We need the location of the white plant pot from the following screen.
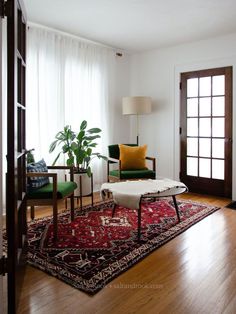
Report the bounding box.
[73,172,92,197]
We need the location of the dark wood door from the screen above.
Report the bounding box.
[6,0,27,312]
[180,67,232,197]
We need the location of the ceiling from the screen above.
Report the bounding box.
[23,0,236,53]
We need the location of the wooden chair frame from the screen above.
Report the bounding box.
[27,166,75,240]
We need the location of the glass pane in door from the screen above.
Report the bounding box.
[199,97,211,116]
[187,118,198,136]
[187,78,198,97]
[187,138,198,156]
[212,75,225,95]
[187,157,198,176]
[187,98,198,116]
[212,139,224,158]
[199,138,211,157]
[199,77,211,96]
[212,97,224,116]
[212,159,224,179]
[199,118,211,137]
[199,158,211,178]
[212,118,224,137]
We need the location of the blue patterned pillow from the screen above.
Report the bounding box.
[27,159,49,190]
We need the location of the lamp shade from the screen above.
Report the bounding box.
[122,96,152,115]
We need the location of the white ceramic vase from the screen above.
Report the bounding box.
[73,172,92,197]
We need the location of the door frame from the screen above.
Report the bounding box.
[0,16,4,314]
[174,59,236,199]
[179,67,232,197]
[6,0,27,312]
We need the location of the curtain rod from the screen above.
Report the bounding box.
[27,21,123,56]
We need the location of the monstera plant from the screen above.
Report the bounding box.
[49,120,106,177]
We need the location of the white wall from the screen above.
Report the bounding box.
[110,53,131,144]
[130,32,236,199]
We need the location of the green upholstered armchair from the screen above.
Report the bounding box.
[27,165,77,240]
[107,144,156,182]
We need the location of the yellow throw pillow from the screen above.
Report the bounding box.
[119,144,147,170]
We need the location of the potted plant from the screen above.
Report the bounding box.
[49,120,107,195]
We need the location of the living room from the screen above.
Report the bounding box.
[1,0,236,313]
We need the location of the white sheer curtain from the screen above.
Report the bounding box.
[26,25,116,187]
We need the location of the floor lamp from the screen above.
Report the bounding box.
[122,96,152,145]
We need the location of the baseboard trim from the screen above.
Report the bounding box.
[226,201,236,209]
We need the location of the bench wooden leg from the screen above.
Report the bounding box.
[172,195,181,222]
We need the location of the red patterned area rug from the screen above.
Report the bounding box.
[27,198,219,294]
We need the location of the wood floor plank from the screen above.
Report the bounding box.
[16,192,236,314]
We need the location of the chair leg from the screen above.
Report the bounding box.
[30,206,35,220]
[70,194,75,221]
[53,200,58,241]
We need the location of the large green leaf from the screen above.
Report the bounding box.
[62,144,69,153]
[80,120,87,130]
[84,135,100,141]
[88,143,97,147]
[56,131,66,141]
[49,140,58,153]
[87,128,101,134]
[52,152,61,166]
[77,130,85,142]
[84,156,91,163]
[66,156,74,166]
[71,142,78,151]
[86,166,92,177]
[87,148,92,156]
[76,150,86,164]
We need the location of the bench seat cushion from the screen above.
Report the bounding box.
[27,182,77,199]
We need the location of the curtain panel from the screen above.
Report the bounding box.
[26,26,116,187]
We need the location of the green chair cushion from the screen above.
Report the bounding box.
[109,169,156,180]
[27,182,77,199]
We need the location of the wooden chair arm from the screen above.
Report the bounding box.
[47,166,74,170]
[107,158,121,181]
[145,156,155,161]
[145,156,156,172]
[107,157,119,163]
[26,172,57,178]
[47,166,74,181]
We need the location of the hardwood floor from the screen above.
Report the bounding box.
[16,193,236,314]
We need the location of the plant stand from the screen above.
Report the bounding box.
[78,172,94,210]
[65,172,94,210]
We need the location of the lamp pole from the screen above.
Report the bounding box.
[136,114,139,145]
